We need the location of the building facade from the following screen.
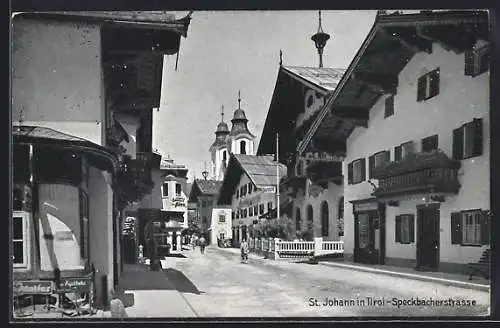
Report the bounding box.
[11,11,190,308]
[300,10,489,272]
[187,179,222,243]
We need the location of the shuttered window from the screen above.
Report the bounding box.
[369,151,390,178]
[259,204,265,215]
[395,141,414,162]
[451,210,489,246]
[465,43,489,77]
[421,135,439,153]
[452,118,483,160]
[384,95,394,118]
[395,214,415,244]
[417,68,440,102]
[249,207,254,217]
[349,158,366,184]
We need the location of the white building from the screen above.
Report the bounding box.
[300,10,489,272]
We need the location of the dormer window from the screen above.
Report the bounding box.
[465,42,489,77]
[417,68,440,102]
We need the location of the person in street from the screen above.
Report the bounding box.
[240,238,249,263]
[191,235,198,250]
[199,236,206,254]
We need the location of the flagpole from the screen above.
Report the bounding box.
[276,133,280,220]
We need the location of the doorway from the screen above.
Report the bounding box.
[416,206,440,271]
[355,209,384,265]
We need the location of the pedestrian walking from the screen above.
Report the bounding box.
[199,236,206,254]
[240,238,249,264]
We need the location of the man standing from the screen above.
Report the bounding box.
[240,238,249,264]
[199,235,206,254]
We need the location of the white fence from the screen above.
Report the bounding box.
[246,238,344,261]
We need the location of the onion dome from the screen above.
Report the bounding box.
[229,91,255,137]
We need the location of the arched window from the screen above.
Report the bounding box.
[307,205,313,223]
[240,140,246,154]
[338,197,344,237]
[295,208,301,231]
[222,150,227,162]
[321,201,329,237]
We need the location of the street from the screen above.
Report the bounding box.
[130,247,490,318]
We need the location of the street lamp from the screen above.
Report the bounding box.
[311,10,330,68]
[202,170,209,180]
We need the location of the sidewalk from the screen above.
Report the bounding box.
[217,247,490,292]
[108,263,198,318]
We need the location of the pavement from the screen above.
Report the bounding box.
[96,245,490,318]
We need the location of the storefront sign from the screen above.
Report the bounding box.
[13,280,53,295]
[58,277,92,292]
[260,186,276,194]
[172,197,186,208]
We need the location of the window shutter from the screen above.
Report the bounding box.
[417,76,426,102]
[348,162,353,184]
[451,212,462,245]
[464,50,474,76]
[472,118,483,157]
[395,215,401,243]
[409,214,415,243]
[429,69,440,98]
[395,145,402,162]
[368,155,375,179]
[360,158,366,181]
[480,210,490,245]
[452,127,464,160]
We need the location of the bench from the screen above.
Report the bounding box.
[468,248,490,280]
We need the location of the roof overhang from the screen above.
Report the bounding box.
[298,10,489,156]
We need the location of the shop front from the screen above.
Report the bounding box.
[352,199,386,265]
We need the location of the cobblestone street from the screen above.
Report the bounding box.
[119,247,490,318]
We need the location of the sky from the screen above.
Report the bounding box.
[154,10,378,182]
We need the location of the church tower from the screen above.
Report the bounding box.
[209,105,230,180]
[227,91,255,155]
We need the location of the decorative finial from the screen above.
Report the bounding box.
[238,90,241,109]
[311,10,330,68]
[318,10,323,33]
[221,104,224,122]
[279,50,283,66]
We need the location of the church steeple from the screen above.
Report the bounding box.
[230,90,253,137]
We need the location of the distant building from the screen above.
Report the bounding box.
[188,178,223,243]
[301,10,489,272]
[217,154,286,245]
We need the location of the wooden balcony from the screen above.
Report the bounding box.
[371,150,461,198]
[306,160,342,187]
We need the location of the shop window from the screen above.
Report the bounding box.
[465,43,489,77]
[162,183,169,197]
[417,68,440,102]
[395,141,414,162]
[453,118,483,160]
[369,151,390,178]
[12,212,29,268]
[395,214,415,244]
[384,95,394,118]
[451,210,489,246]
[421,135,439,153]
[347,158,366,184]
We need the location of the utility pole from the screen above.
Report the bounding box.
[276,133,280,220]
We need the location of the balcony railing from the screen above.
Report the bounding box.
[306,160,342,185]
[371,150,461,197]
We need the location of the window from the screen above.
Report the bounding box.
[236,210,240,219]
[162,183,169,197]
[248,183,253,194]
[259,204,265,215]
[395,214,415,244]
[267,202,273,212]
[307,94,314,107]
[240,140,247,155]
[338,197,344,237]
[395,141,414,162]
[348,158,366,184]
[421,135,438,153]
[203,216,207,224]
[451,210,489,246]
[307,205,313,223]
[321,202,329,237]
[384,95,394,118]
[295,208,301,231]
[253,205,258,216]
[202,200,207,208]
[417,68,439,102]
[249,207,254,217]
[219,215,226,223]
[453,119,483,160]
[465,43,489,77]
[175,183,182,196]
[222,150,227,163]
[243,208,247,218]
[208,200,213,207]
[232,212,235,221]
[369,151,390,178]
[13,212,29,267]
[236,190,239,199]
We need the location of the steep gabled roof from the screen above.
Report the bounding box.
[282,66,345,93]
[188,179,222,203]
[217,154,287,205]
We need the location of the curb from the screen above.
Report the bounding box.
[319,261,490,292]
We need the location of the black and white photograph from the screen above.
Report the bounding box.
[10,8,491,320]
